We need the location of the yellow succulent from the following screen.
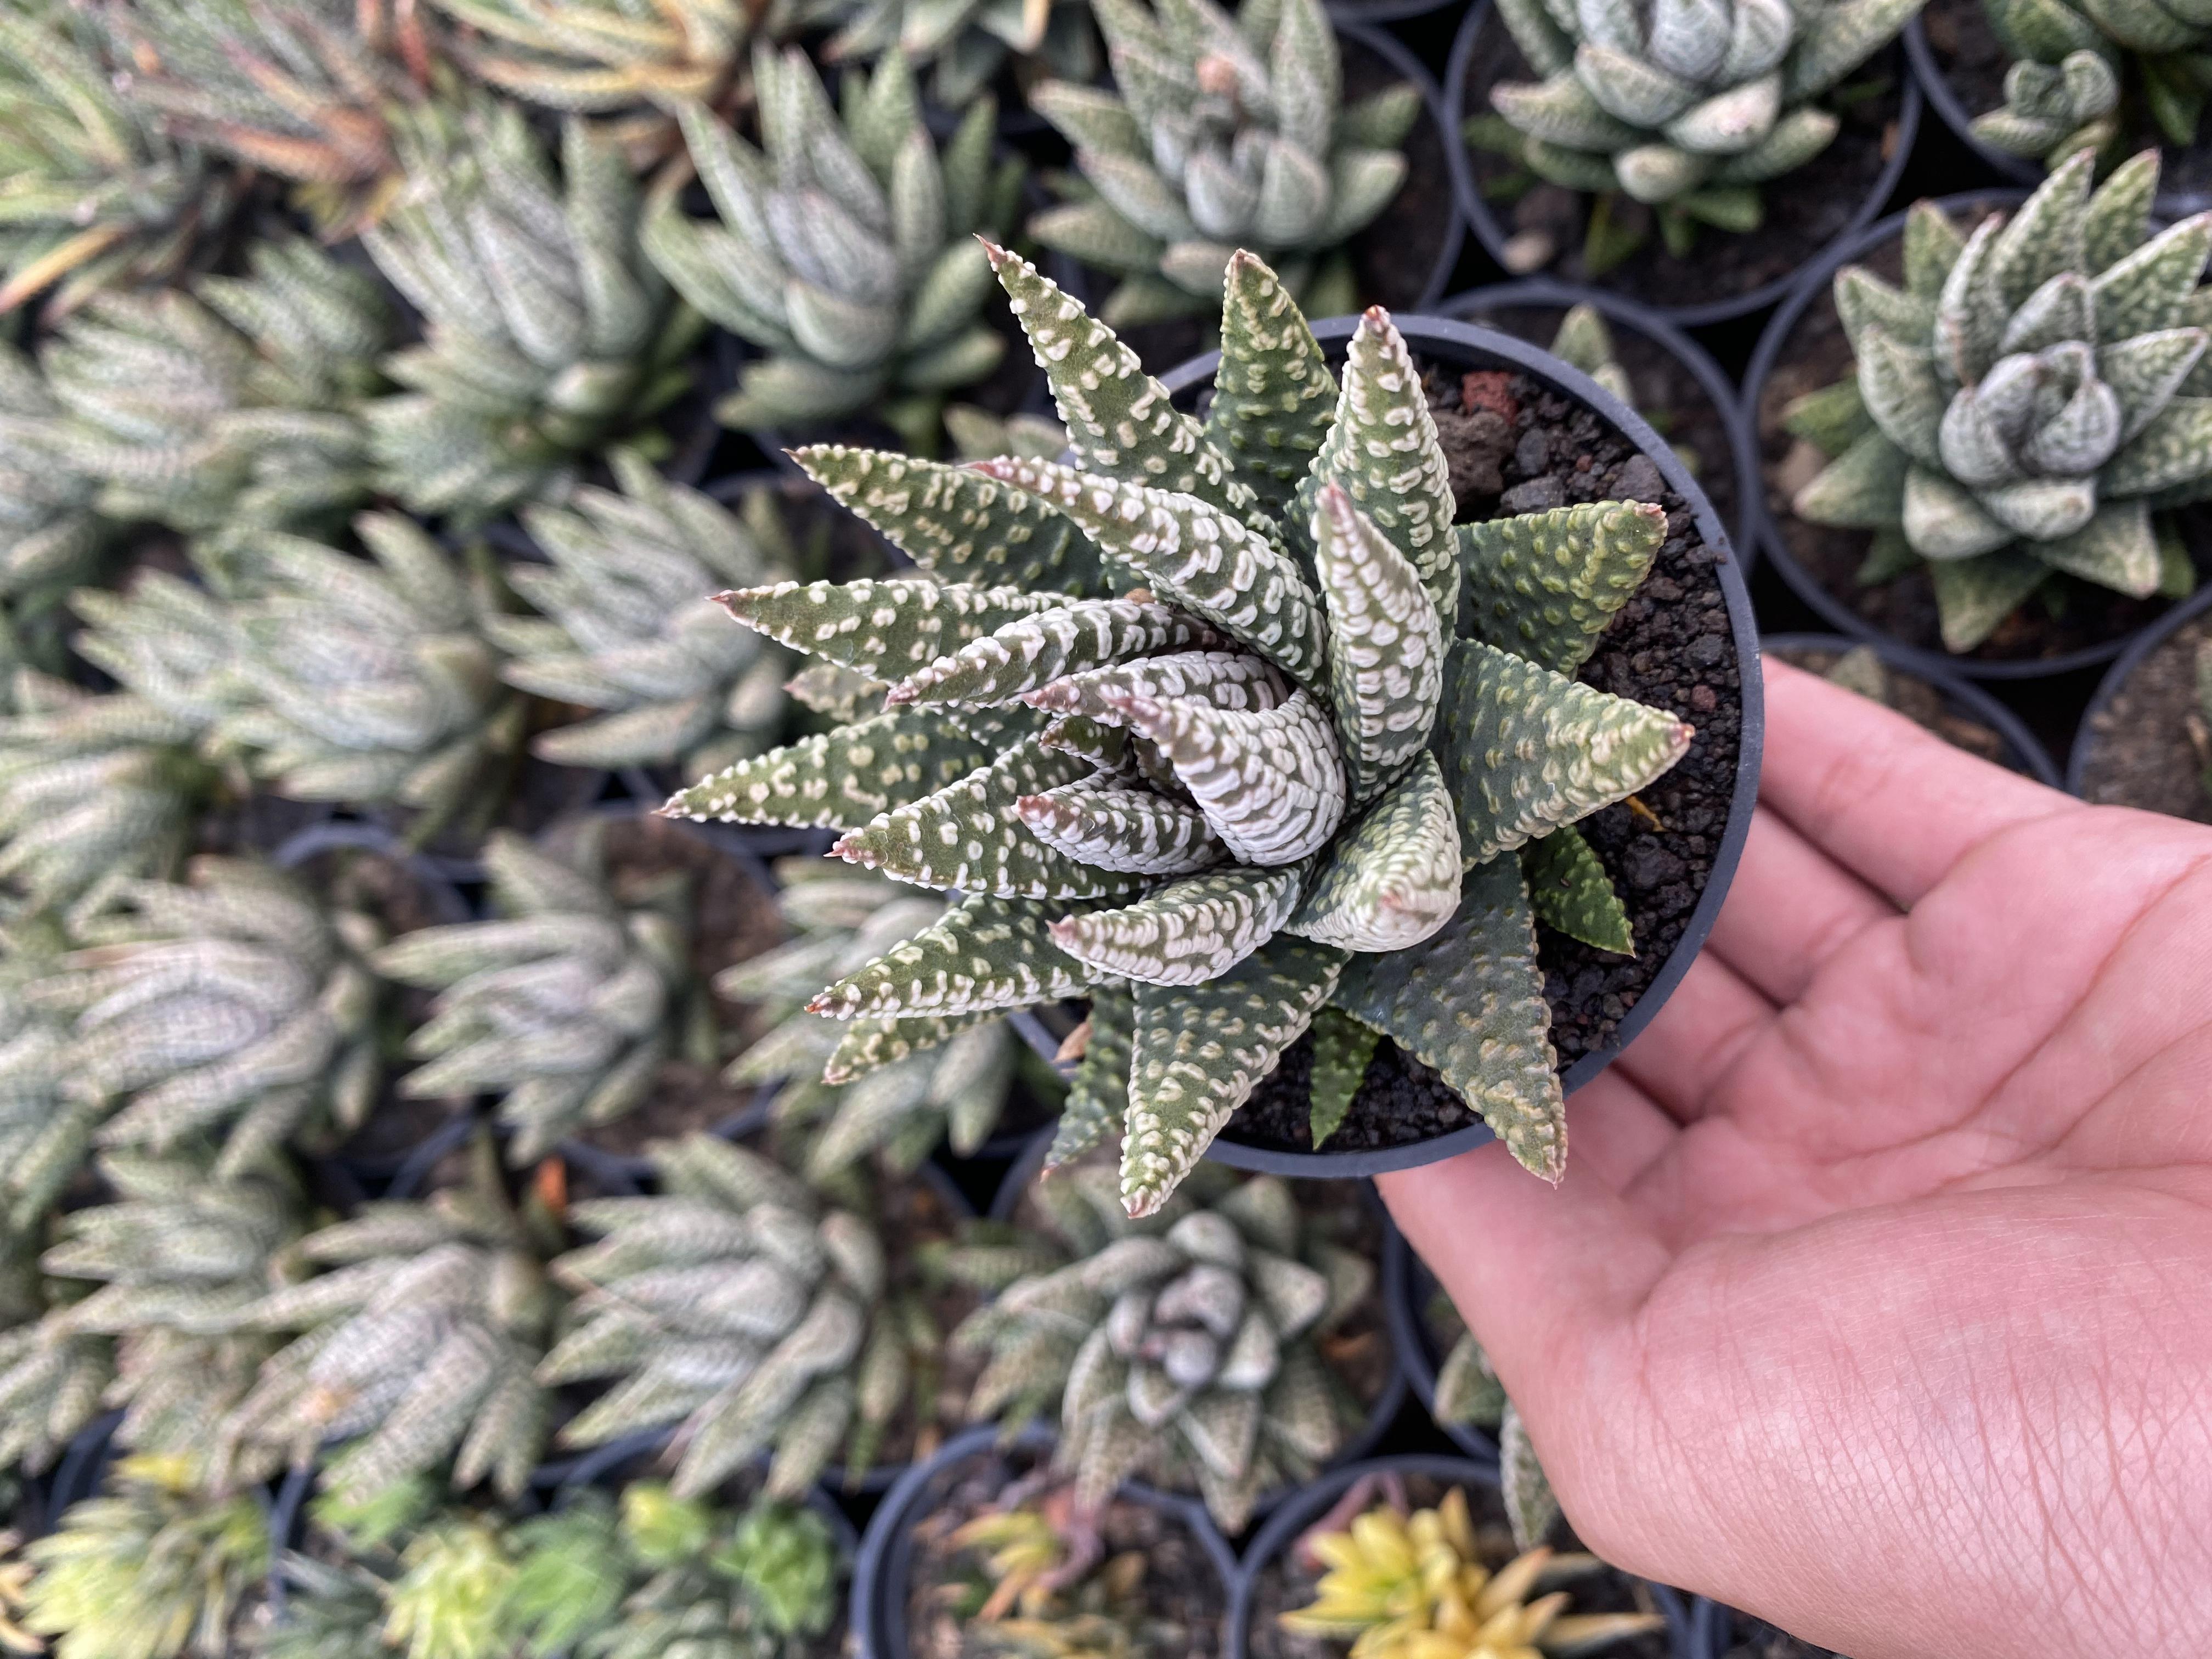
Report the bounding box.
[0,1531,37,1655]
[950,1508,1068,1621]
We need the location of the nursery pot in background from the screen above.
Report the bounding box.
[2066,578,2212,817]
[1442,0,1921,328]
[1227,1453,1717,1659]
[1155,316,1762,1181]
[1745,192,2211,680]
[855,1423,1239,1659]
[1382,1224,1497,1464]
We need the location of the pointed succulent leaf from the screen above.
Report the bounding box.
[1048,865,1305,986]
[1305,1007,1380,1150]
[1458,501,1667,674]
[1284,751,1462,952]
[888,601,1220,707]
[1204,253,1338,515]
[1051,979,1136,1171]
[718,579,1065,678]
[1522,826,1634,954]
[821,1007,1001,1084]
[1017,781,1231,874]
[1111,688,1348,864]
[1310,482,1445,803]
[808,891,1094,1018]
[663,708,992,828]
[1026,650,1289,721]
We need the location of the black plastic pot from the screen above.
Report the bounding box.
[1760,633,2064,787]
[2066,576,2212,805]
[1156,314,1763,1180]
[854,1422,1239,1659]
[1324,0,1454,20]
[1438,279,1758,572]
[1442,0,1921,328]
[1744,191,2206,681]
[38,1411,123,1533]
[1228,1453,1717,1659]
[1381,1223,1497,1462]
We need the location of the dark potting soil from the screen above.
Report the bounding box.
[1768,645,2012,768]
[902,1446,1227,1659]
[1756,207,2207,662]
[1222,366,1743,1155]
[1723,1612,1847,1659]
[1459,10,1905,308]
[2075,612,2212,822]
[1447,301,1737,536]
[1920,0,2212,207]
[1248,1474,1672,1659]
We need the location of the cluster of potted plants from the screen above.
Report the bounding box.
[0,0,2207,1657]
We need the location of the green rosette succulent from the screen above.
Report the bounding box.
[538,1132,952,1496]
[941,1160,1369,1531]
[371,822,715,1164]
[667,245,1692,1216]
[0,1282,111,1475]
[1970,0,2211,168]
[1026,0,1414,325]
[489,452,803,775]
[792,0,1100,111]
[1485,0,1921,257]
[363,101,701,521]
[0,342,113,670]
[644,47,1022,445]
[1788,151,2212,653]
[718,863,1019,1181]
[0,918,99,1242]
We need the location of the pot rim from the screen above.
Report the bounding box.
[2064,574,2212,798]
[1441,0,1922,329]
[1155,312,1763,1178]
[1743,188,2203,681]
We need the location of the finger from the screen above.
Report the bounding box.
[1757,657,2078,907]
[1563,1071,1682,1195]
[1705,805,1896,1004]
[1608,949,1774,1124]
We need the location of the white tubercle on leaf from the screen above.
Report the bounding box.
[1106,687,1347,865]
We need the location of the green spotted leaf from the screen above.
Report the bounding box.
[1522,826,1633,955]
[1122,936,1348,1216]
[1049,865,1304,986]
[1204,253,1338,517]
[1025,650,1288,721]
[1458,500,1667,675]
[1432,640,1693,865]
[1928,548,2049,652]
[1310,481,1445,803]
[664,708,991,828]
[888,601,1220,707]
[1286,751,1461,953]
[809,892,1097,1018]
[831,738,1146,899]
[719,579,1065,679]
[1333,856,1564,1180]
[1500,1403,1561,1552]
[792,445,1118,596]
[1016,779,1228,874]
[1050,980,1135,1171]
[1306,1007,1380,1151]
[822,1007,1001,1085]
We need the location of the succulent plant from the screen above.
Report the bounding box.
[540,1131,949,1496]
[9,236,390,543]
[1788,150,2212,652]
[2192,636,2212,798]
[0,918,101,1243]
[29,857,386,1177]
[0,4,244,317]
[489,452,804,774]
[643,48,1022,444]
[667,246,1691,1215]
[0,1289,110,1474]
[373,822,713,1164]
[1486,0,1920,256]
[1026,0,1414,324]
[1970,0,2210,167]
[584,1485,842,1659]
[0,342,114,670]
[223,1136,556,1504]
[362,100,701,521]
[796,0,1101,111]
[946,1479,1184,1659]
[20,1453,270,1659]
[718,865,1020,1180]
[1279,1483,1661,1659]
[946,404,1074,462]
[943,1159,1369,1531]
[103,0,431,238]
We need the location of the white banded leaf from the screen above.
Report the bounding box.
[808,893,1094,1018]
[1310,483,1445,803]
[1284,752,1461,953]
[888,601,1221,707]
[1017,781,1229,874]
[1112,688,1348,864]
[1458,500,1667,674]
[1049,865,1305,986]
[822,1007,1001,1085]
[1051,980,1134,1170]
[716,579,1065,678]
[1026,650,1289,721]
[662,708,990,828]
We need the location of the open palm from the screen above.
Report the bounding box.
[1380,658,2212,1659]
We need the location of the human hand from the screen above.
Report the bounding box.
[1379,656,2212,1659]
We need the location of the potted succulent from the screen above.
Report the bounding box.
[1443,0,1925,324]
[2069,576,2212,812]
[1761,635,2064,782]
[1747,153,2212,678]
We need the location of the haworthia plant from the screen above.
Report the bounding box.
[669,245,1691,1215]
[718,862,1022,1180]
[0,1285,110,1474]
[1486,0,1921,259]
[363,100,702,521]
[373,823,714,1164]
[645,47,1023,446]
[0,921,98,1244]
[941,1159,1370,1531]
[1970,0,2210,168]
[0,341,113,670]
[796,0,1100,109]
[1788,151,2212,653]
[223,1135,556,1503]
[540,1132,954,1496]
[490,453,811,774]
[1026,0,1417,324]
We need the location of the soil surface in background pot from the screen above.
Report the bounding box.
[1722,1613,1842,1658]
[1223,365,1743,1155]
[1768,645,2012,767]
[1449,301,1736,534]
[2075,612,2212,822]
[1757,206,2210,663]
[901,1444,1226,1659]
[1248,1472,1672,1659]
[1918,0,2212,206]
[1458,10,1904,309]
